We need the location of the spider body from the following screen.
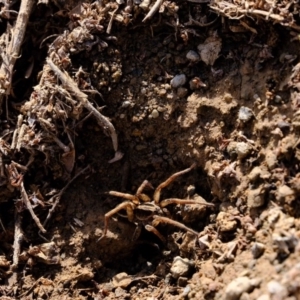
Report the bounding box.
[103,163,214,242]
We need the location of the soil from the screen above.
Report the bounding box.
[1,1,300,299]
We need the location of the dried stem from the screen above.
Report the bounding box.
[19,181,46,233]
[0,0,35,101]
[46,58,118,152]
[210,2,300,32]
[11,114,23,150]
[142,0,164,22]
[8,212,23,287]
[107,5,119,34]
[43,165,90,227]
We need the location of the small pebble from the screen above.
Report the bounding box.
[224,93,233,103]
[186,50,200,62]
[225,276,254,300]
[238,106,254,122]
[170,256,194,279]
[236,142,252,159]
[267,280,288,298]
[251,242,266,258]
[112,272,132,288]
[158,89,167,96]
[274,95,282,103]
[216,212,237,232]
[121,101,131,108]
[157,106,165,112]
[170,74,187,88]
[151,109,159,118]
[277,121,290,130]
[177,87,188,98]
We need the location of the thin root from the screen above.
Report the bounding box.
[43,165,90,228]
[20,182,46,233]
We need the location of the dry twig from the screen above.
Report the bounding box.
[0,0,35,104]
[142,0,164,22]
[8,212,23,287]
[209,1,300,32]
[46,58,118,153]
[19,181,47,233]
[43,165,90,227]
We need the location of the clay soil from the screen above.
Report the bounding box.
[1,1,300,299]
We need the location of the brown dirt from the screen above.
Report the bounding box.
[1,1,300,299]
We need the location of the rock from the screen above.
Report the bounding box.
[216,212,237,232]
[177,87,188,98]
[170,256,195,279]
[186,50,200,62]
[197,35,222,66]
[121,101,131,108]
[112,272,132,288]
[267,280,288,299]
[236,142,252,159]
[225,277,254,300]
[274,95,282,103]
[251,242,266,258]
[224,93,233,103]
[151,109,159,119]
[170,74,186,88]
[238,106,254,122]
[277,121,291,130]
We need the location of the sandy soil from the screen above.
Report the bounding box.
[1,1,300,299]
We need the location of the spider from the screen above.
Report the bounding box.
[102,163,214,243]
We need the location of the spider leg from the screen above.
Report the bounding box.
[159,198,214,208]
[109,191,139,204]
[153,163,196,204]
[103,201,135,236]
[152,215,198,236]
[145,224,166,243]
[136,180,153,202]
